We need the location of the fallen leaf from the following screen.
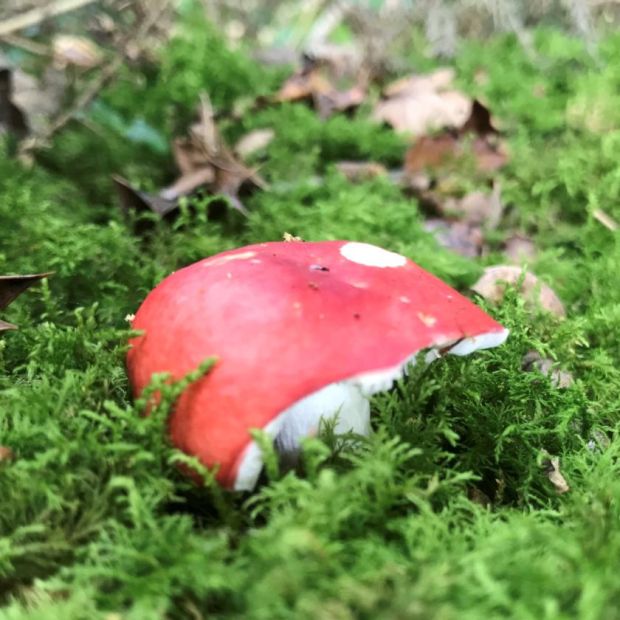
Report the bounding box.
[159,168,215,202]
[234,128,275,159]
[116,94,266,220]
[0,51,66,137]
[522,350,574,388]
[0,68,28,139]
[276,56,366,118]
[0,273,50,331]
[404,133,460,173]
[425,219,484,258]
[467,486,492,507]
[470,136,509,173]
[373,68,471,135]
[461,99,500,136]
[441,182,503,228]
[504,234,537,264]
[541,452,570,494]
[0,446,13,461]
[472,266,565,317]
[113,176,177,218]
[52,34,104,69]
[314,85,366,119]
[335,161,387,183]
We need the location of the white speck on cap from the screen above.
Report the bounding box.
[207,251,256,266]
[340,242,407,268]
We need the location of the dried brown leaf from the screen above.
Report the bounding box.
[523,351,574,388]
[276,58,366,119]
[425,219,484,258]
[336,161,387,183]
[0,446,13,461]
[541,452,570,494]
[159,167,215,202]
[461,99,500,136]
[113,176,177,217]
[404,133,460,173]
[52,34,103,69]
[118,94,266,222]
[0,272,50,331]
[0,68,28,139]
[374,68,471,136]
[234,128,275,159]
[471,136,509,173]
[441,183,503,228]
[315,84,366,118]
[504,235,537,264]
[472,266,565,317]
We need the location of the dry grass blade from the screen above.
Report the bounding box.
[0,0,96,37]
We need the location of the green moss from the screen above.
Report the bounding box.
[2,14,620,620]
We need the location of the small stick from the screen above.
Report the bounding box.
[593,208,619,232]
[19,0,169,156]
[0,34,50,56]
[0,0,97,38]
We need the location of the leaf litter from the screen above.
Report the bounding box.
[472,266,566,318]
[115,94,266,220]
[0,273,50,331]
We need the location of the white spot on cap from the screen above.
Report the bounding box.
[417,312,437,327]
[207,251,256,266]
[340,242,407,268]
[400,296,411,304]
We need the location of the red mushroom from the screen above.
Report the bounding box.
[127,241,508,490]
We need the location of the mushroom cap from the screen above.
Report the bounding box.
[127,241,507,488]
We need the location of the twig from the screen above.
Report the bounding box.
[0,34,50,56]
[0,0,97,38]
[19,0,169,156]
[593,208,619,232]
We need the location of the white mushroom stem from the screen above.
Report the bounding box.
[234,328,509,491]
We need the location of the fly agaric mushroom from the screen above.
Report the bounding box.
[127,241,508,490]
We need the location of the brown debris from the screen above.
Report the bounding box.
[402,89,508,180]
[0,446,13,462]
[0,67,28,139]
[373,68,471,136]
[504,235,537,264]
[461,99,500,136]
[541,452,570,494]
[441,183,503,228]
[0,273,51,331]
[113,176,177,218]
[523,350,574,388]
[405,133,459,174]
[424,219,484,258]
[234,128,275,159]
[116,94,266,220]
[335,161,387,183]
[470,136,509,173]
[275,56,366,119]
[472,266,565,317]
[52,34,103,70]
